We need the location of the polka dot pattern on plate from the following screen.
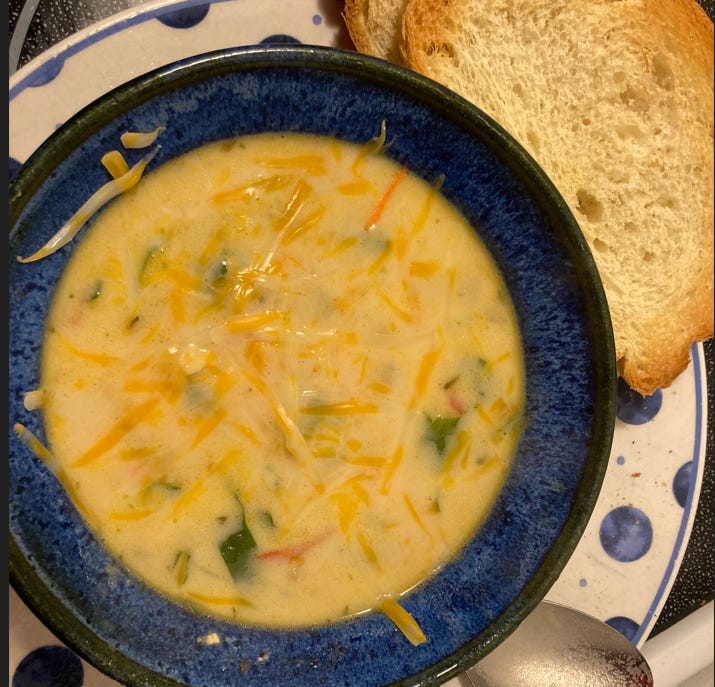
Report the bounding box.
[156,3,211,29]
[260,34,301,44]
[12,645,84,687]
[673,461,693,508]
[24,58,64,87]
[616,378,663,425]
[604,616,640,642]
[599,506,653,563]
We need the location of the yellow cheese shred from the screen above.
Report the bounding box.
[337,179,376,196]
[120,126,165,149]
[377,290,413,323]
[330,492,359,535]
[186,591,252,607]
[109,508,155,521]
[356,530,379,565]
[191,407,228,449]
[380,445,403,495]
[279,205,326,247]
[380,597,427,646]
[408,347,442,409]
[13,424,92,518]
[273,178,313,232]
[227,310,282,333]
[258,155,327,176]
[403,493,433,545]
[211,174,293,204]
[351,119,392,175]
[101,150,130,178]
[408,261,440,278]
[17,146,160,263]
[170,479,206,519]
[299,400,378,416]
[13,422,54,465]
[57,334,120,367]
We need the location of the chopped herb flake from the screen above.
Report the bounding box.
[259,511,276,529]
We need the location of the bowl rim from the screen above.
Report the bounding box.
[9,43,617,687]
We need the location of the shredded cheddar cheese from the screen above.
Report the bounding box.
[380,598,427,646]
[17,146,160,263]
[120,126,165,149]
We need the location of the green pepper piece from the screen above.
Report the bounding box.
[425,415,460,455]
[219,504,256,580]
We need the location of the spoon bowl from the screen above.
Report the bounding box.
[465,601,653,687]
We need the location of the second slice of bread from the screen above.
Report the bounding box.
[398,0,714,395]
[342,0,409,63]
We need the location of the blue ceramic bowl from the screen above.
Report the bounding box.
[9,45,616,687]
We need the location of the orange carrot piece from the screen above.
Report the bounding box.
[255,530,332,562]
[364,168,407,231]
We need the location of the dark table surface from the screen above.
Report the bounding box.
[8,0,714,647]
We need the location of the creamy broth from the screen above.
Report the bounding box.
[38,131,525,630]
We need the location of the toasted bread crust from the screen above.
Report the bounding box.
[399,0,714,395]
[343,0,409,63]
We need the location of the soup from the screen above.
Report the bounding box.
[29,129,525,637]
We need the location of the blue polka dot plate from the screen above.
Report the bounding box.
[9,44,616,687]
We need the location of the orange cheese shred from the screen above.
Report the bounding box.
[71,397,161,467]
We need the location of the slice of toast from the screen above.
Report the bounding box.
[350,0,713,395]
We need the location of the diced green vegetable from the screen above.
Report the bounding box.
[220,528,257,580]
[425,415,460,455]
[219,495,257,580]
[443,376,458,390]
[88,280,103,301]
[138,244,165,282]
[210,258,229,285]
[151,480,181,492]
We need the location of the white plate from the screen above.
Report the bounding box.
[8,1,709,685]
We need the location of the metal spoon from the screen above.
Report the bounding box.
[463,600,654,687]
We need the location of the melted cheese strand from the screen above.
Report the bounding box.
[120,126,165,149]
[380,597,427,646]
[17,146,160,263]
[13,422,54,465]
[299,400,378,416]
[101,150,130,178]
